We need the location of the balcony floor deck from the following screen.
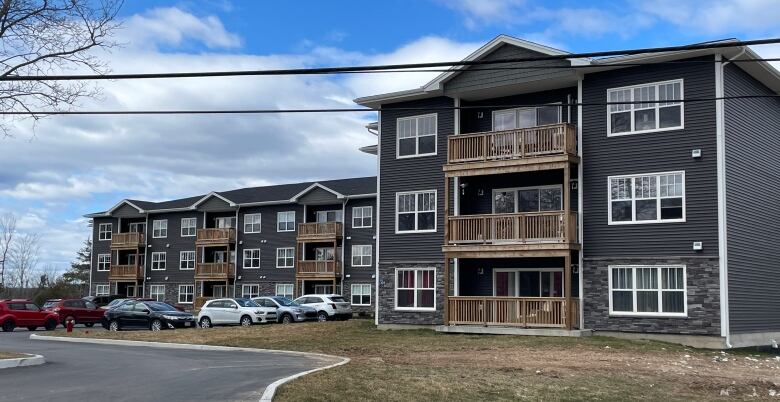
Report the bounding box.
[436,325,592,337]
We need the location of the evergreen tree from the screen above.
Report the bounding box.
[62,238,91,286]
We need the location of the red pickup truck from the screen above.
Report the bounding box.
[42,298,105,327]
[0,299,60,332]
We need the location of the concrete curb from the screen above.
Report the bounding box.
[30,334,349,401]
[0,353,45,369]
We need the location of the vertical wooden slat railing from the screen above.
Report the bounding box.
[447,211,577,245]
[448,297,579,329]
[297,222,343,240]
[195,228,236,244]
[448,123,577,164]
[296,260,341,276]
[194,262,234,279]
[110,232,145,248]
[108,264,142,279]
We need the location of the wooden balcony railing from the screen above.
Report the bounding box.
[110,232,145,249]
[448,297,579,329]
[446,211,577,245]
[297,222,343,241]
[296,260,341,277]
[195,228,236,245]
[194,262,235,279]
[448,123,577,164]
[194,297,212,310]
[108,264,143,280]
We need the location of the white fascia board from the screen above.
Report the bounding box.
[191,192,237,208]
[289,183,346,202]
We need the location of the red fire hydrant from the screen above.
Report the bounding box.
[66,319,74,333]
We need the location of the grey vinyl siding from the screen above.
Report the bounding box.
[723,64,780,334]
[379,96,453,263]
[198,196,234,212]
[344,198,376,281]
[443,44,575,95]
[237,204,303,282]
[145,211,200,283]
[91,217,116,286]
[582,57,719,257]
[297,187,339,204]
[459,87,576,134]
[112,204,143,218]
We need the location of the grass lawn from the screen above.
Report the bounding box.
[66,320,780,401]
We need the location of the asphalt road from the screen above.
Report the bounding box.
[0,327,329,402]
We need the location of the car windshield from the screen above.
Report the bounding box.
[235,299,258,307]
[145,302,177,312]
[272,297,299,307]
[328,296,347,303]
[106,299,125,307]
[42,301,59,309]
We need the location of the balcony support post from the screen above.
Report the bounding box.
[444,176,450,246]
[565,252,573,330]
[443,253,450,326]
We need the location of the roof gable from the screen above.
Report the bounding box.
[290,183,344,202]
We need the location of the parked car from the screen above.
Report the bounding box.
[294,294,352,322]
[252,296,317,324]
[0,299,60,332]
[84,294,123,308]
[101,300,195,331]
[197,298,276,328]
[42,298,103,327]
[102,298,155,310]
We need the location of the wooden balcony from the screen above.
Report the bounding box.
[297,222,343,242]
[443,211,578,257]
[195,228,236,246]
[447,297,579,329]
[194,262,235,280]
[108,264,143,281]
[110,232,145,249]
[296,260,341,279]
[445,123,578,177]
[194,297,211,310]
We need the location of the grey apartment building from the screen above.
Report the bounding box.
[89,35,780,348]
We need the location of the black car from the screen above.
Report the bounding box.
[101,301,195,331]
[84,294,123,308]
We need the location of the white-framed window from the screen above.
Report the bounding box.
[241,284,260,299]
[98,223,112,241]
[316,210,343,223]
[276,247,295,268]
[178,285,194,304]
[397,113,437,158]
[609,265,686,316]
[396,190,436,233]
[243,249,261,269]
[95,284,109,296]
[149,285,166,302]
[395,267,436,311]
[97,254,111,271]
[152,219,168,238]
[181,218,197,237]
[351,284,371,306]
[151,252,166,270]
[275,283,294,299]
[244,213,262,233]
[352,206,373,228]
[351,245,372,267]
[492,185,563,214]
[609,171,685,224]
[277,211,296,232]
[607,79,684,136]
[179,251,195,270]
[492,104,562,131]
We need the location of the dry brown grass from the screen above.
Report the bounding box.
[0,352,25,359]
[66,320,780,401]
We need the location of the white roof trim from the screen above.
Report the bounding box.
[289,183,345,202]
[106,199,145,214]
[191,192,237,208]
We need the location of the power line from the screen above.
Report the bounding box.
[1,38,779,81]
[5,95,778,115]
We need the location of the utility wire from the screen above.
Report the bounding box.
[5,95,778,115]
[1,38,779,81]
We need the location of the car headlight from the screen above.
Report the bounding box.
[254,310,264,315]
[162,315,183,320]
[292,308,302,313]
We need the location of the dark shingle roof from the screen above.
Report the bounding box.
[87,176,376,216]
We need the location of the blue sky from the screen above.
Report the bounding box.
[1,0,779,272]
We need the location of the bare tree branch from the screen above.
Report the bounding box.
[0,212,16,288]
[0,0,123,138]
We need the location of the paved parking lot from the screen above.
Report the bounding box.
[0,326,328,402]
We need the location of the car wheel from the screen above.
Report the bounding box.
[317,311,329,322]
[27,326,37,331]
[44,318,58,331]
[280,314,293,324]
[240,315,252,327]
[84,323,94,328]
[109,320,120,332]
[1,320,14,332]
[150,319,163,331]
[199,317,212,328]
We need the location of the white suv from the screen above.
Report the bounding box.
[197,298,276,328]
[293,294,352,322]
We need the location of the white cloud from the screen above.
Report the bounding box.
[636,0,780,35]
[122,7,241,49]
[441,0,526,29]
